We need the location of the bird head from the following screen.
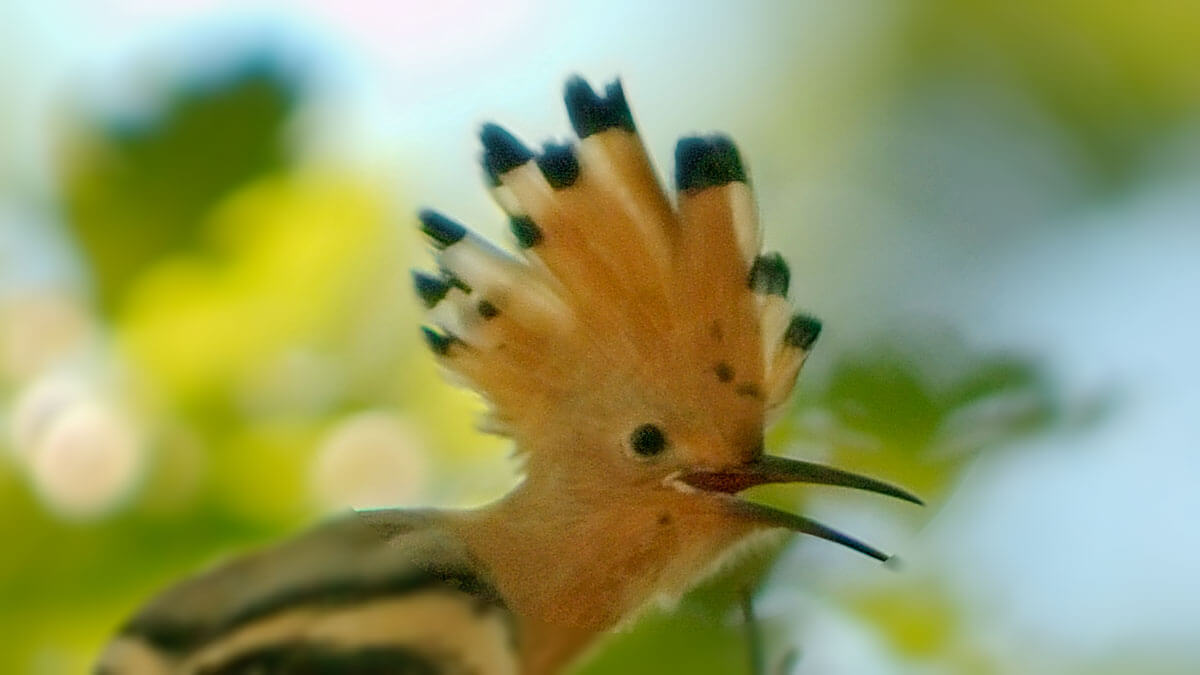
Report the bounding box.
[415,76,920,566]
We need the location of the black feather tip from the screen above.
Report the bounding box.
[418,209,466,248]
[510,215,543,248]
[536,142,580,188]
[675,135,746,191]
[481,123,534,181]
[477,299,499,319]
[420,326,457,355]
[748,252,790,296]
[412,271,450,308]
[564,75,635,138]
[784,314,822,350]
[441,270,471,294]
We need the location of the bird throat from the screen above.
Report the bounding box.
[450,481,755,674]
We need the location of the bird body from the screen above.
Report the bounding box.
[98,76,920,675]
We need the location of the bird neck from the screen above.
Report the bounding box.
[450,477,754,673]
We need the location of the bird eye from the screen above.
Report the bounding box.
[630,424,668,458]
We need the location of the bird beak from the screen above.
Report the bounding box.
[676,455,923,562]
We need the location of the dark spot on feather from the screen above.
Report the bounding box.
[510,215,543,248]
[675,135,746,191]
[411,271,450,309]
[477,299,499,319]
[748,252,790,296]
[420,326,457,355]
[709,321,723,341]
[736,383,763,399]
[784,314,822,350]
[564,75,636,137]
[658,513,672,526]
[417,209,466,248]
[481,122,534,177]
[714,362,734,382]
[537,142,580,188]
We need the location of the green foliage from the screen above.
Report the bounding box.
[59,61,297,314]
[578,610,750,675]
[812,329,1057,500]
[893,0,1200,188]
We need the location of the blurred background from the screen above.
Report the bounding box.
[2,1,1198,673]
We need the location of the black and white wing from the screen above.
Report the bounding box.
[97,509,517,675]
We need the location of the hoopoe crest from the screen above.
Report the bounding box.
[98,76,920,675]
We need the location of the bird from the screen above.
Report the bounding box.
[96,75,921,675]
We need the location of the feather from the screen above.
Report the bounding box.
[672,135,764,402]
[764,314,822,421]
[565,77,674,274]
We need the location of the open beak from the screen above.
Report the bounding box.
[677,455,923,562]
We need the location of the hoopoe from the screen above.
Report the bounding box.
[97,76,921,675]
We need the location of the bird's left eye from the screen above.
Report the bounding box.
[630,424,668,458]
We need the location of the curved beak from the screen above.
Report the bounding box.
[677,455,923,562]
[680,455,923,504]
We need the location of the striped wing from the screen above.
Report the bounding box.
[97,510,516,675]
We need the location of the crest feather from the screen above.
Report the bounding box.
[415,77,821,443]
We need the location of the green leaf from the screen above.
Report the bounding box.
[59,58,298,313]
